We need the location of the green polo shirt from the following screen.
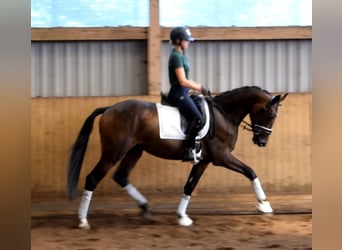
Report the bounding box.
[168,49,190,86]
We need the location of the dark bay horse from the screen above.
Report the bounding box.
[67,86,288,228]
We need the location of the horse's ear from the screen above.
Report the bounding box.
[270,93,288,105]
[279,93,288,103]
[270,95,281,105]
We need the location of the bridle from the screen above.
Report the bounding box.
[241,103,278,136]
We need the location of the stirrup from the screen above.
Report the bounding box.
[182,148,194,162]
[182,148,202,164]
[183,140,202,163]
[192,147,202,164]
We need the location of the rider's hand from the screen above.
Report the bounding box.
[200,85,211,96]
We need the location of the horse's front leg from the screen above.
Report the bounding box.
[213,152,273,214]
[252,176,274,213]
[177,162,209,226]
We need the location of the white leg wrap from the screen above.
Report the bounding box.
[177,195,193,226]
[177,194,191,217]
[252,178,267,201]
[123,184,147,205]
[78,190,93,220]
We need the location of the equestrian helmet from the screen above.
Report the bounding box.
[170,26,195,44]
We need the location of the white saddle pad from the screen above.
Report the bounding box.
[156,100,210,140]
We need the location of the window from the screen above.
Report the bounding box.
[160,0,312,27]
[31,0,149,27]
[31,0,311,28]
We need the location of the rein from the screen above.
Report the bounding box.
[241,120,254,132]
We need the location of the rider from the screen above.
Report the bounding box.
[167,26,210,162]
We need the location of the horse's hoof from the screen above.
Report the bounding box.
[78,219,91,230]
[178,215,193,226]
[256,200,274,214]
[141,210,152,219]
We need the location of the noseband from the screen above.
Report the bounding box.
[241,120,273,136]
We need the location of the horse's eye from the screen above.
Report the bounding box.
[267,112,277,120]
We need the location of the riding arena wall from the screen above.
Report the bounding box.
[31,93,311,199]
[31,26,311,199]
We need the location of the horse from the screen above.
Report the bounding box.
[67,85,288,229]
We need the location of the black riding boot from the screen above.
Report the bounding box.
[183,119,202,162]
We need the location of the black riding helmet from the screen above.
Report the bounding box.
[170,26,195,44]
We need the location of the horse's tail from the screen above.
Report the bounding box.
[67,106,110,199]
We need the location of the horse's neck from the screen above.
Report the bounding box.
[214,90,268,124]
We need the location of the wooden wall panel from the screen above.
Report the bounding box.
[31,94,311,199]
[31,27,312,41]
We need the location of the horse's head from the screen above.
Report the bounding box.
[249,93,288,147]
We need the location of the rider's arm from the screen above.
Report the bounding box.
[175,67,202,92]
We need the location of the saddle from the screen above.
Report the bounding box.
[160,92,208,134]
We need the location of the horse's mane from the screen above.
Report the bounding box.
[210,86,271,118]
[214,85,271,100]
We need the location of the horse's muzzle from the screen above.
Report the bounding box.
[252,135,268,147]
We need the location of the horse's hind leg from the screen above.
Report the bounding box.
[78,159,114,229]
[113,145,150,217]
